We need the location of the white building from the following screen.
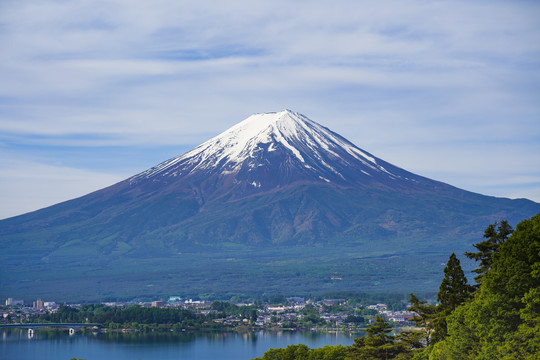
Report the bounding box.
[5,298,24,306]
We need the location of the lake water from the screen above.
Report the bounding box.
[1,328,359,360]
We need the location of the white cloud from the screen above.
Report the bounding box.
[0,0,539,217]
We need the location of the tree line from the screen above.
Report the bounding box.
[253,211,540,359]
[35,304,204,328]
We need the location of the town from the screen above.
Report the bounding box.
[1,296,418,333]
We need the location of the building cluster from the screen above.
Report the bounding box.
[100,297,213,310]
[2,298,59,324]
[251,299,414,329]
[2,296,416,329]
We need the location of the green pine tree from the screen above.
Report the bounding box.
[432,253,472,342]
[407,293,437,347]
[465,220,512,287]
[441,212,540,359]
[347,315,404,360]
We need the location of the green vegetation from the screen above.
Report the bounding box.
[30,300,265,331]
[32,304,212,330]
[464,220,513,287]
[2,242,446,303]
[432,211,539,359]
[252,344,348,360]
[347,315,405,359]
[431,252,473,342]
[252,212,540,359]
[297,304,326,327]
[211,301,259,324]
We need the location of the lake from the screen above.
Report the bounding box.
[1,328,359,360]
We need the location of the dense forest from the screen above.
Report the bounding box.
[32,301,258,330]
[35,304,206,329]
[252,211,540,360]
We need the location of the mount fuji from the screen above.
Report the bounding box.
[1,110,537,301]
[130,110,446,195]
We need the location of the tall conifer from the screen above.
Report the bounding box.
[465,220,513,286]
[433,253,473,342]
[346,315,404,359]
[407,293,437,347]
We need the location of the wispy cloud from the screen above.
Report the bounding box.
[0,0,539,217]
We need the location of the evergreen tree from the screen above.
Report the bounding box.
[499,272,540,360]
[465,220,513,287]
[437,253,473,310]
[395,330,425,359]
[407,293,437,347]
[441,212,540,358]
[252,344,347,360]
[433,253,472,342]
[347,315,404,360]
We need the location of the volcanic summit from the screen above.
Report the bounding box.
[0,110,537,300]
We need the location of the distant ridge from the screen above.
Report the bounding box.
[1,110,537,301]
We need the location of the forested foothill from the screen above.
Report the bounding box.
[252,211,540,360]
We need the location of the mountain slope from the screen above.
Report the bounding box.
[0,110,538,301]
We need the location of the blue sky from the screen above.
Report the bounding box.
[1,0,539,219]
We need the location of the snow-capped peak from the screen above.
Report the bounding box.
[188,109,311,166]
[130,110,404,186]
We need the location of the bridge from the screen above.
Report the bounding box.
[0,323,101,337]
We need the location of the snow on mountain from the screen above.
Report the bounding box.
[2,110,538,301]
[129,110,412,189]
